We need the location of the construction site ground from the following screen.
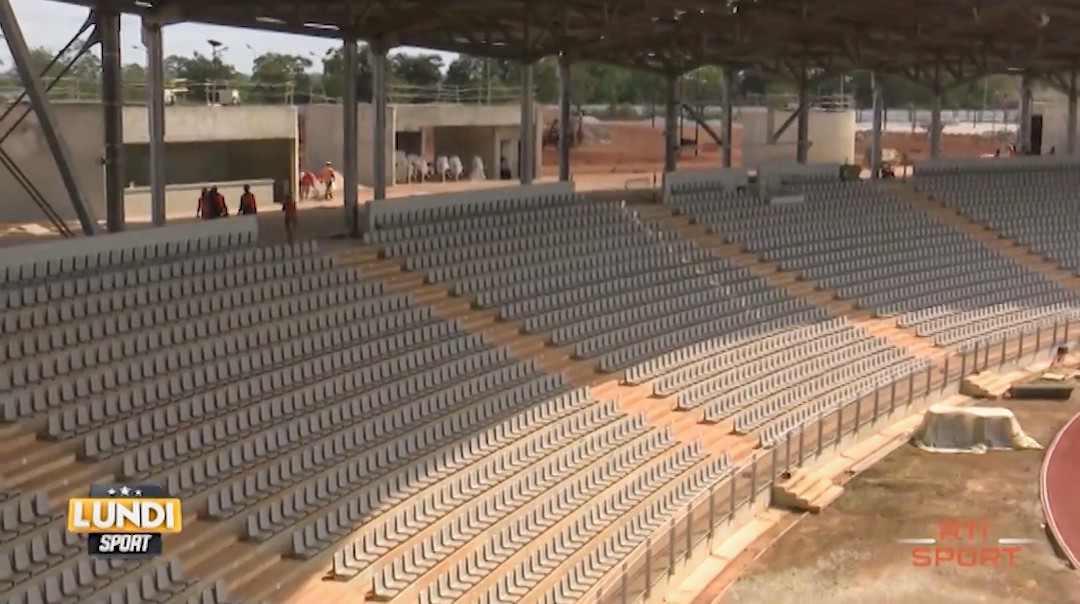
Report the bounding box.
[538,118,1005,176]
[720,394,1080,604]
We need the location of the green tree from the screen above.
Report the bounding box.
[251,52,313,103]
[170,52,238,103]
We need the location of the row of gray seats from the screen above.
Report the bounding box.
[0,242,319,313]
[369,414,654,598]
[3,280,406,423]
[405,435,699,602]
[0,228,255,288]
[331,392,613,578]
[672,180,1078,347]
[532,456,732,604]
[916,170,1080,273]
[0,268,364,370]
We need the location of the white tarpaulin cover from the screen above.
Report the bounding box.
[912,404,1042,454]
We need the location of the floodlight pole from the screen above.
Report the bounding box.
[99,7,125,232]
[721,66,734,168]
[663,71,679,173]
[1067,70,1078,155]
[928,64,943,159]
[556,53,572,182]
[869,72,884,179]
[142,19,167,226]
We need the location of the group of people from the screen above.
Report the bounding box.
[299,162,337,201]
[197,185,259,219]
[198,184,299,243]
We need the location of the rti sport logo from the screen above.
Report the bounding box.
[67,484,182,557]
[899,519,1037,568]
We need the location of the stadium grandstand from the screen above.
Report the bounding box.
[3,1,1080,603]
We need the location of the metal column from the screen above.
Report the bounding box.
[99,9,124,232]
[142,20,166,226]
[519,61,535,184]
[371,44,389,206]
[870,73,884,178]
[342,37,359,236]
[795,72,810,164]
[928,90,943,158]
[1019,74,1033,152]
[0,0,97,234]
[1068,71,1078,155]
[721,67,734,168]
[663,73,679,173]
[556,55,572,182]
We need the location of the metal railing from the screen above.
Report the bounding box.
[0,80,522,106]
[590,315,1077,604]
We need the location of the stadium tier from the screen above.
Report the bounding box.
[0,162,1077,604]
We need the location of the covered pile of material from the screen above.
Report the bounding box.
[912,404,1042,454]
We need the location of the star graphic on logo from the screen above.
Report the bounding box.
[119,486,130,496]
[107,488,116,495]
[134,489,142,496]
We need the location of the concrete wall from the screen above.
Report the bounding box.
[0,103,298,225]
[123,105,297,143]
[1,103,104,224]
[302,104,398,187]
[1034,94,1076,155]
[124,179,274,222]
[740,107,857,167]
[395,104,520,130]
[125,140,294,201]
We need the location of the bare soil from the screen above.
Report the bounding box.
[722,396,1080,604]
[539,119,1006,177]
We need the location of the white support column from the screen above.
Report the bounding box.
[342,37,359,236]
[870,72,885,178]
[142,20,166,227]
[519,61,535,184]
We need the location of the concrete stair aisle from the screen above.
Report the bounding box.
[883,181,1080,294]
[326,240,748,460]
[770,467,844,514]
[632,203,938,358]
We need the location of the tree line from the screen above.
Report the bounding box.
[3,43,1027,112]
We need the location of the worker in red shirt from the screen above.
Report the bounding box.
[197,187,212,219]
[282,193,298,244]
[300,170,315,200]
[238,184,257,215]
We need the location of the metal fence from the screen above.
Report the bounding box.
[591,316,1077,604]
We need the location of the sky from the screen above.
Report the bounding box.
[4,0,456,72]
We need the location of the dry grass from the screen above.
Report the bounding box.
[723,396,1080,604]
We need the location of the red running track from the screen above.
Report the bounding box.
[1042,410,1080,569]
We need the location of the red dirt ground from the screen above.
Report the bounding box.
[1043,410,1080,568]
[540,121,1005,177]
